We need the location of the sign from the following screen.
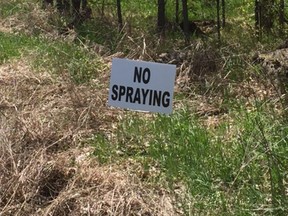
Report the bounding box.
[108,58,176,114]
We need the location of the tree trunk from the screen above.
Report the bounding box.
[63,0,70,14]
[221,0,225,27]
[255,0,261,38]
[260,0,276,32]
[182,0,189,41]
[279,0,285,32]
[157,0,166,32]
[72,0,81,16]
[116,0,123,31]
[56,0,63,11]
[175,0,179,24]
[101,0,105,17]
[216,0,221,40]
[82,0,88,10]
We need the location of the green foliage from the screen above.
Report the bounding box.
[90,134,115,164]
[76,19,123,51]
[33,40,103,84]
[148,111,211,182]
[0,32,38,64]
[0,0,25,18]
[0,32,103,83]
[90,105,288,214]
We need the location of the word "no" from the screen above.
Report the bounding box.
[133,67,151,84]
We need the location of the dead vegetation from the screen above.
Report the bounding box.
[0,59,179,215]
[0,2,76,41]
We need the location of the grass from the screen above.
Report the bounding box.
[0,31,104,83]
[0,32,35,63]
[0,0,25,18]
[1,0,287,215]
[91,102,288,214]
[33,39,105,84]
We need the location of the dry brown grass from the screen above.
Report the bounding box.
[0,59,179,215]
[0,2,76,42]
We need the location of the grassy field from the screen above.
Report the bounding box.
[0,0,287,215]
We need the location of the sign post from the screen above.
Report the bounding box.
[108,58,176,114]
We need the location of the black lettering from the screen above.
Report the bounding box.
[133,67,142,83]
[126,86,134,102]
[153,90,162,106]
[162,92,170,107]
[119,85,126,101]
[148,89,153,105]
[133,67,151,84]
[142,68,151,84]
[111,85,118,100]
[141,89,149,104]
[112,85,171,109]
[134,88,141,104]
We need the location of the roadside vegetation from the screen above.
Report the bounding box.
[0,0,287,215]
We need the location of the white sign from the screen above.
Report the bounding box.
[108,58,176,114]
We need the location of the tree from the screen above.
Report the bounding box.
[254,0,280,36]
[255,0,260,37]
[216,0,221,40]
[260,0,276,32]
[82,0,88,10]
[116,0,123,31]
[157,0,166,32]
[181,0,189,41]
[222,0,225,27]
[279,0,285,32]
[175,0,179,24]
[72,0,81,16]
